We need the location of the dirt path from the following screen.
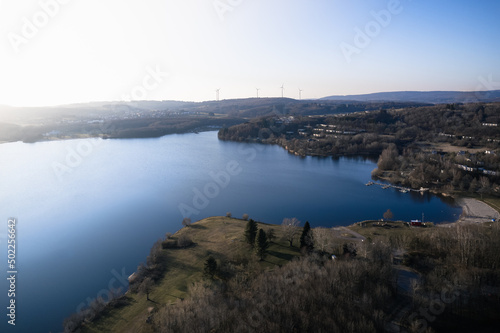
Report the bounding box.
[385,266,420,332]
[334,226,366,241]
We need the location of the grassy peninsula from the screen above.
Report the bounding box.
[65,215,500,333]
[70,217,301,333]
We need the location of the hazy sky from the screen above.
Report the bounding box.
[0,0,499,106]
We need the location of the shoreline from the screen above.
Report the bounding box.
[349,197,499,228]
[0,128,220,145]
[455,197,500,224]
[218,136,382,159]
[11,131,499,227]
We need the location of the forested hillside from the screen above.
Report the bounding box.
[219,103,500,195]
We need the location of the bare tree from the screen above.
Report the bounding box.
[281,217,300,247]
[88,297,106,320]
[147,239,163,267]
[226,212,232,218]
[242,213,249,221]
[368,240,392,263]
[479,176,491,198]
[177,233,193,248]
[377,144,399,171]
[267,228,276,243]
[313,227,332,252]
[182,217,191,227]
[455,224,476,267]
[383,209,394,221]
[139,277,154,301]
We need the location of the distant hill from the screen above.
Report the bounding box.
[321,90,500,104]
[0,97,432,143]
[0,98,429,125]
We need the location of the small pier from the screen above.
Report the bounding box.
[366,182,429,193]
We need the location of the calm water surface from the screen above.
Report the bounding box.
[0,131,461,332]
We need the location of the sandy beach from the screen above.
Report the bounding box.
[457,198,500,223]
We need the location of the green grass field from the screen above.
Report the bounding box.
[82,217,301,333]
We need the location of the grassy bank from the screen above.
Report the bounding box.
[77,217,449,333]
[75,215,500,333]
[81,217,301,333]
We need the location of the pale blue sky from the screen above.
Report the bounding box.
[0,0,499,106]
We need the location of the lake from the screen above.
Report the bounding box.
[0,131,461,332]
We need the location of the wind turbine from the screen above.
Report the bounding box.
[299,88,303,100]
[280,84,284,98]
[256,88,260,98]
[215,88,221,101]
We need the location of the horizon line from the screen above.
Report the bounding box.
[1,89,499,109]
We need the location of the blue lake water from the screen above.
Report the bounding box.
[0,131,461,332]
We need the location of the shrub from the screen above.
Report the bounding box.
[162,239,177,249]
[267,228,276,242]
[177,233,193,248]
[204,256,218,279]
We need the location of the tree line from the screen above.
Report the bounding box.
[373,143,500,195]
[219,103,500,195]
[150,218,500,332]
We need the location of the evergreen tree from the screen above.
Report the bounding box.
[244,219,258,247]
[204,256,217,279]
[300,221,314,252]
[255,229,269,261]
